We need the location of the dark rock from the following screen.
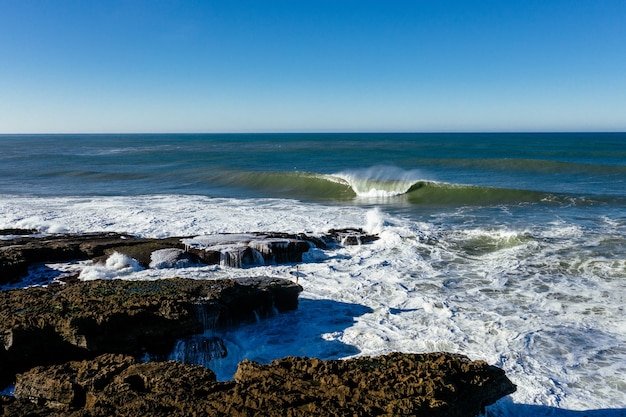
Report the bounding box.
[13,354,138,410]
[327,228,379,246]
[0,229,38,236]
[4,352,515,417]
[180,230,377,268]
[182,232,315,268]
[170,335,229,364]
[185,247,221,265]
[0,277,302,387]
[1,229,378,285]
[98,238,188,267]
[0,233,183,285]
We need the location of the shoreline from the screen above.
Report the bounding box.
[0,230,516,416]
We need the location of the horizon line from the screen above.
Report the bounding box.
[1,130,625,136]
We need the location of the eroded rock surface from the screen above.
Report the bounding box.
[3,352,515,417]
[0,277,302,387]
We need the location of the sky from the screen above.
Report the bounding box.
[1,0,625,133]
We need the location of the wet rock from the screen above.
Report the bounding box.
[181,230,377,268]
[148,248,203,269]
[0,277,302,387]
[0,229,38,236]
[1,229,378,285]
[326,228,379,246]
[99,239,189,267]
[182,233,315,267]
[4,352,515,417]
[248,237,313,264]
[169,335,229,364]
[0,233,183,285]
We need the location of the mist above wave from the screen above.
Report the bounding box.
[330,165,426,198]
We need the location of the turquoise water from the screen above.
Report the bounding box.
[2,133,624,231]
[1,132,625,201]
[1,133,625,414]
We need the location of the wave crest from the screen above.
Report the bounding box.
[199,166,576,206]
[329,166,425,198]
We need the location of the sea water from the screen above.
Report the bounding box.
[1,133,625,415]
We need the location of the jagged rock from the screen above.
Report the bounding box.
[1,230,378,285]
[13,354,138,410]
[230,353,516,416]
[181,230,377,268]
[0,233,184,285]
[4,352,515,417]
[0,277,302,387]
[326,228,379,246]
[182,233,315,267]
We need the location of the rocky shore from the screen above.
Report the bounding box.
[2,352,515,417]
[0,230,516,416]
[0,277,302,388]
[0,228,376,285]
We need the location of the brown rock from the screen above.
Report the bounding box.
[5,352,515,417]
[0,277,302,387]
[228,352,515,417]
[0,233,183,284]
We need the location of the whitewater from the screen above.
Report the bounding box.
[0,133,625,415]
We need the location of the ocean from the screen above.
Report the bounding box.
[1,133,625,415]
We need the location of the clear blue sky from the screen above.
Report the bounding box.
[1,0,625,133]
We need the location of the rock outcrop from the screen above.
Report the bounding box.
[2,351,515,417]
[0,232,183,285]
[182,233,315,268]
[0,277,302,387]
[0,229,519,416]
[1,229,377,285]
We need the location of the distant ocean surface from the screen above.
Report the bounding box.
[1,133,625,415]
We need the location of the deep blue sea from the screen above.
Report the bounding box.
[1,133,625,415]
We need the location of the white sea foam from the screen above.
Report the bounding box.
[79,252,143,281]
[332,166,425,198]
[1,194,625,415]
[149,248,199,269]
[364,207,387,235]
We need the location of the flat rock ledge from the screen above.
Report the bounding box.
[0,229,377,285]
[1,351,515,417]
[0,277,302,387]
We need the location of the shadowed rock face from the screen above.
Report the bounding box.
[2,352,515,417]
[0,277,302,387]
[0,229,38,236]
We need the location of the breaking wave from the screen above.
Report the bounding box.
[207,167,577,206]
